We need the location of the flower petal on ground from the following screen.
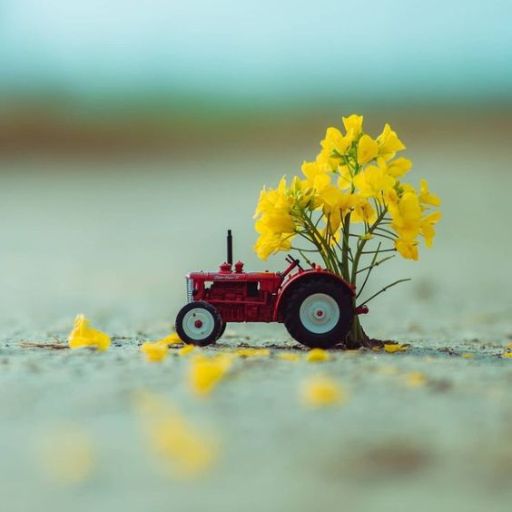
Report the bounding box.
[301,376,345,407]
[305,348,331,362]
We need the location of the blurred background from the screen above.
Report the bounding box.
[1,0,511,331]
[1,2,512,512]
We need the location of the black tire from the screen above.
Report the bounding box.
[217,321,227,340]
[175,301,222,346]
[283,278,354,349]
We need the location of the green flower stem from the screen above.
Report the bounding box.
[360,248,396,254]
[358,278,412,307]
[350,207,388,286]
[341,213,352,282]
[301,212,341,275]
[355,255,395,274]
[356,242,381,299]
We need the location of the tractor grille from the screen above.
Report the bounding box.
[186,277,193,303]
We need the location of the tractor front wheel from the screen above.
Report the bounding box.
[283,279,353,349]
[175,301,223,346]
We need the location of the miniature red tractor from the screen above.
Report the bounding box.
[175,231,367,349]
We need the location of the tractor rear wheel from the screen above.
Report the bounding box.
[283,278,353,349]
[175,301,222,346]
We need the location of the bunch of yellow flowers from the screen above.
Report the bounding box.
[254,114,441,341]
[255,114,440,264]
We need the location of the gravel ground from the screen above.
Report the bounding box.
[0,143,511,512]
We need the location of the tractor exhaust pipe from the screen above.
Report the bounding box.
[227,229,233,265]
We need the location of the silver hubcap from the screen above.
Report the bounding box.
[299,293,340,334]
[182,307,215,340]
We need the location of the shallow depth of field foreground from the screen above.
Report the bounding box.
[1,119,511,512]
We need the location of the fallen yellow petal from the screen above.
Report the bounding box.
[134,391,217,478]
[188,355,233,396]
[178,344,196,356]
[37,425,94,484]
[301,376,345,407]
[234,347,270,358]
[277,352,301,362]
[462,353,475,359]
[141,341,169,362]
[68,314,111,352]
[501,352,512,359]
[404,371,426,388]
[156,332,182,346]
[305,348,330,362]
[384,343,409,353]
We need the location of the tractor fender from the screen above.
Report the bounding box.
[273,269,354,322]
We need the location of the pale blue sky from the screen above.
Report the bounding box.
[0,0,511,102]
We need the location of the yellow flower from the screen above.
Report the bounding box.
[134,392,217,478]
[319,185,354,232]
[377,123,405,160]
[357,134,379,164]
[68,314,111,351]
[502,352,512,359]
[420,211,442,248]
[141,341,169,362]
[351,195,377,224]
[234,347,270,358]
[383,157,412,178]
[188,354,233,396]
[301,163,331,193]
[337,166,354,190]
[301,375,345,406]
[342,114,363,138]
[254,232,293,260]
[395,238,418,260]
[254,177,292,218]
[305,348,331,362]
[353,164,395,200]
[419,179,441,207]
[462,353,474,359]
[389,192,422,241]
[384,342,410,353]
[321,127,353,158]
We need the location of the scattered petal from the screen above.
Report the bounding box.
[462,353,475,359]
[384,343,409,353]
[301,375,345,407]
[501,352,512,359]
[234,348,270,358]
[404,371,426,388]
[277,352,301,362]
[157,332,182,346]
[305,348,331,362]
[68,314,111,351]
[141,341,169,362]
[37,425,94,484]
[134,391,217,478]
[178,344,196,356]
[188,355,233,396]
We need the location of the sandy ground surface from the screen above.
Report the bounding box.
[0,142,511,512]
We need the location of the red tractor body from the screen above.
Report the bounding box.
[175,231,365,348]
